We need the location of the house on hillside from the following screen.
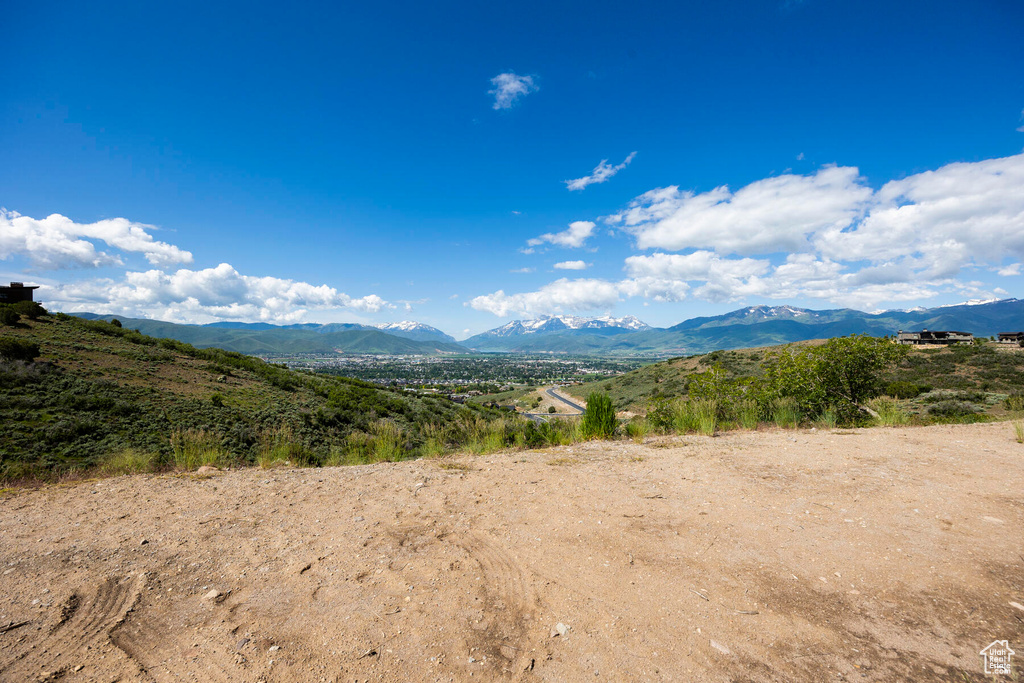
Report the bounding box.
[997,332,1024,345]
[0,282,40,304]
[895,330,973,345]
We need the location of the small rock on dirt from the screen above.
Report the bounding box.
[197,466,220,474]
[202,589,222,602]
[550,622,570,637]
[710,640,731,655]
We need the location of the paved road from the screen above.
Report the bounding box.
[546,386,585,413]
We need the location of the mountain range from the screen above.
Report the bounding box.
[72,298,1024,356]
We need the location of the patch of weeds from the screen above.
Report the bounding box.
[98,448,160,476]
[1013,421,1024,444]
[868,396,910,426]
[437,461,472,471]
[547,457,580,466]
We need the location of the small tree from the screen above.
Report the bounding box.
[581,391,617,439]
[12,301,45,320]
[0,308,18,327]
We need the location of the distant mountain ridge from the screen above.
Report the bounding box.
[461,299,1024,354]
[72,315,466,355]
[70,298,1024,357]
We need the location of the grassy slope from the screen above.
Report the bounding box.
[0,315,491,479]
[566,339,1024,417]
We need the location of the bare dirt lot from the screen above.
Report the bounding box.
[2,422,1023,682]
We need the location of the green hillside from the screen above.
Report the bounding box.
[566,339,1024,420]
[72,314,468,355]
[0,312,502,482]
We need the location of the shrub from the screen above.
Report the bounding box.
[581,391,616,439]
[927,401,977,418]
[99,448,159,475]
[0,338,40,362]
[1014,421,1024,444]
[369,419,404,462]
[12,301,46,320]
[885,381,922,399]
[110,318,122,328]
[547,405,556,414]
[0,308,19,327]
[1005,394,1024,412]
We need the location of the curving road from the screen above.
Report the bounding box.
[545,386,585,413]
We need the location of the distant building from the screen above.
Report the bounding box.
[895,330,973,346]
[997,332,1024,345]
[0,282,40,304]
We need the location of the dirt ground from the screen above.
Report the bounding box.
[2,421,1023,682]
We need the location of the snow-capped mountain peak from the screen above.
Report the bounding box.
[487,315,650,337]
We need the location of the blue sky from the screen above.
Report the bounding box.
[2,0,1023,339]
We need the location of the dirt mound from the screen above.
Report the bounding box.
[2,422,1022,681]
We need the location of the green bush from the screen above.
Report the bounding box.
[0,337,40,361]
[927,401,977,418]
[581,391,616,439]
[885,381,922,399]
[1005,394,1024,412]
[547,405,556,414]
[0,308,19,327]
[12,301,46,319]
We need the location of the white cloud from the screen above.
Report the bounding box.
[468,278,621,317]
[608,165,872,255]
[0,209,193,269]
[566,152,637,191]
[553,260,588,270]
[45,263,392,324]
[527,220,596,249]
[510,267,535,273]
[594,152,1024,309]
[489,72,538,110]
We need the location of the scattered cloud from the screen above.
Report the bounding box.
[489,72,538,110]
[44,263,392,324]
[0,209,193,269]
[796,152,805,161]
[527,220,596,249]
[477,153,1024,315]
[553,260,589,270]
[566,152,637,191]
[510,267,535,273]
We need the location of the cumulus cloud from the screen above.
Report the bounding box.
[566,152,637,191]
[45,263,392,324]
[0,209,193,269]
[553,260,588,270]
[607,165,873,255]
[489,72,538,110]
[468,278,621,317]
[590,153,1024,309]
[527,221,596,249]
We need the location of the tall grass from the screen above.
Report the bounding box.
[736,399,760,431]
[692,398,718,436]
[771,397,802,429]
[419,422,450,458]
[625,418,649,444]
[869,396,910,426]
[99,448,159,476]
[816,405,839,429]
[369,419,405,462]
[1014,420,1024,444]
[672,399,699,434]
[170,428,228,470]
[256,425,312,468]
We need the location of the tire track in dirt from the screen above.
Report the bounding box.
[0,575,142,680]
[455,532,544,677]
